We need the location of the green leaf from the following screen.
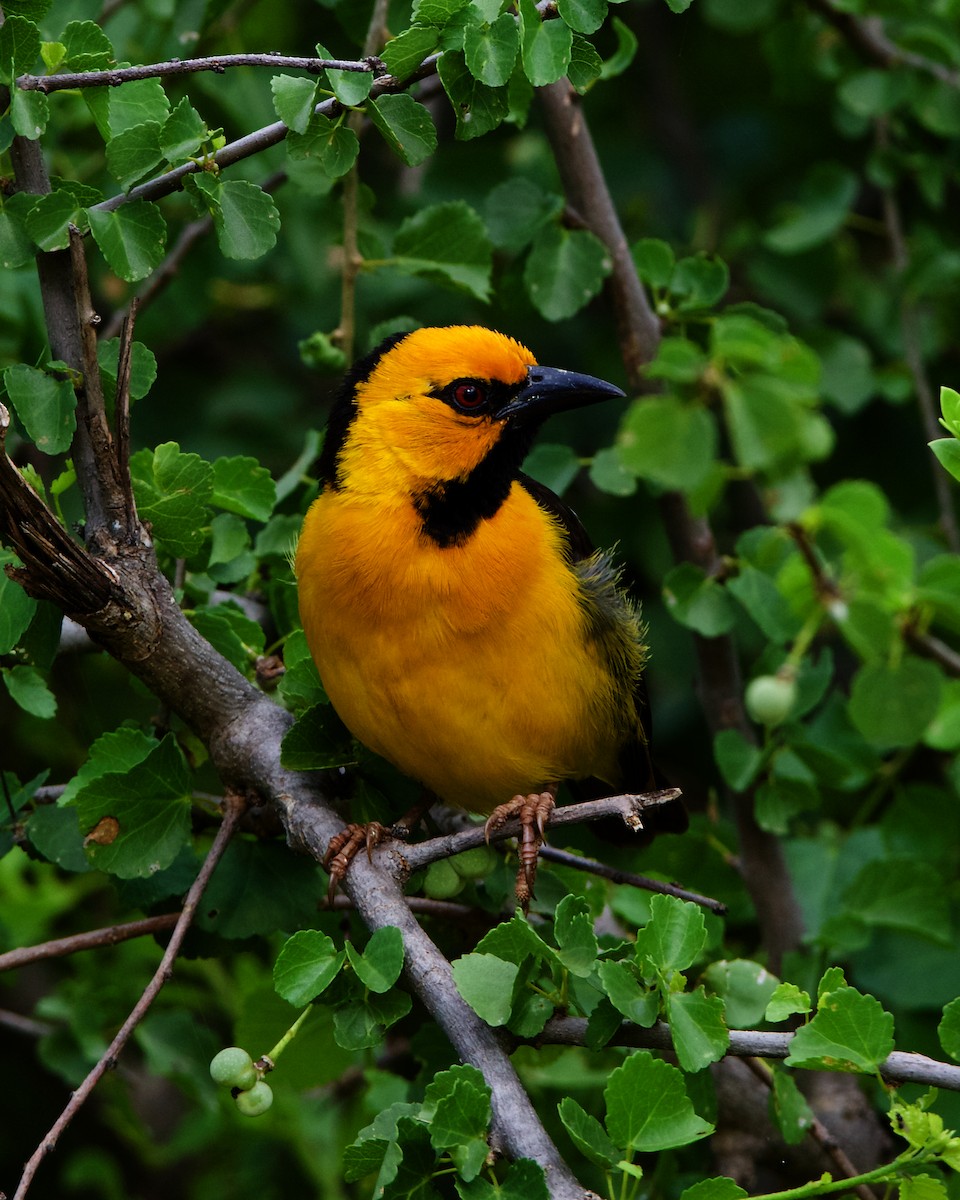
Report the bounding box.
[599,16,638,80]
[320,52,373,107]
[367,94,437,167]
[765,982,811,1023]
[0,551,37,654]
[672,253,729,310]
[930,438,960,484]
[86,200,166,282]
[10,88,48,139]
[3,363,76,454]
[635,894,706,974]
[604,1052,714,1152]
[763,163,858,255]
[899,1178,950,1200]
[848,656,943,749]
[589,446,637,496]
[554,894,598,977]
[105,77,169,136]
[518,0,572,85]
[211,455,276,521]
[785,986,894,1073]
[346,926,404,994]
[618,397,717,491]
[557,1097,620,1167]
[567,33,603,93]
[680,1181,747,1200]
[703,959,779,1029]
[130,441,214,557]
[646,337,707,383]
[423,1064,491,1182]
[280,703,355,770]
[58,726,157,808]
[0,14,40,82]
[105,120,164,189]
[664,0,695,11]
[0,196,34,267]
[524,224,611,321]
[413,0,472,23]
[451,953,519,1025]
[662,563,736,637]
[3,0,52,19]
[25,803,87,873]
[940,997,960,1062]
[97,337,157,403]
[271,74,319,134]
[464,13,519,87]
[842,858,950,943]
[726,565,802,644]
[199,840,323,938]
[939,386,960,438]
[485,178,560,253]
[713,729,762,791]
[381,24,441,80]
[3,663,56,718]
[192,175,280,261]
[769,1069,814,1145]
[391,201,492,300]
[666,988,729,1072]
[273,929,346,1005]
[287,111,360,180]
[524,442,580,496]
[438,49,509,140]
[335,988,414,1051]
[161,97,208,163]
[598,959,659,1026]
[189,604,264,670]
[475,914,558,967]
[74,733,192,878]
[557,0,608,35]
[23,190,86,251]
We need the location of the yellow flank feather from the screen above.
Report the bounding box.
[295,325,668,822]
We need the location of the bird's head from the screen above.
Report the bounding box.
[318,326,625,503]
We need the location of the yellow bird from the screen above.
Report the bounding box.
[295,325,686,903]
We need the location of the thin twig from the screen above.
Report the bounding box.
[906,630,960,678]
[16,53,383,94]
[742,1056,876,1200]
[0,913,180,974]
[13,795,243,1200]
[537,844,727,914]
[537,1018,960,1092]
[0,1009,55,1038]
[114,296,138,527]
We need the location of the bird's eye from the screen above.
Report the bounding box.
[453,382,487,411]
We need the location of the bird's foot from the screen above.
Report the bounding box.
[484,787,557,911]
[323,821,389,900]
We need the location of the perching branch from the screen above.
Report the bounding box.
[16,53,385,93]
[12,793,244,1200]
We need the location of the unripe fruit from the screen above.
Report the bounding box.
[423,858,465,899]
[745,673,798,727]
[210,1047,257,1090]
[450,844,498,880]
[235,1080,273,1117]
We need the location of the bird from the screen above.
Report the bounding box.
[295,325,686,906]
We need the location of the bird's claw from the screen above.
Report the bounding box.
[323,821,389,901]
[484,788,557,911]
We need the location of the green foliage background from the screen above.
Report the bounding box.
[2,0,960,1196]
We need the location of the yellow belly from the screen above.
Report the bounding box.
[295,484,623,813]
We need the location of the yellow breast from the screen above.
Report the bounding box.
[295,483,624,813]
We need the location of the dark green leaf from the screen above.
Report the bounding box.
[567,33,603,92]
[86,200,167,282]
[438,49,509,139]
[392,201,492,300]
[0,552,37,655]
[105,120,164,189]
[211,455,276,521]
[367,94,437,167]
[523,442,580,496]
[161,97,208,163]
[557,1097,620,1167]
[199,840,323,938]
[347,926,404,993]
[129,441,214,557]
[11,88,48,140]
[597,960,659,1026]
[764,163,858,255]
[423,1064,491,1181]
[3,363,76,454]
[280,702,355,770]
[939,997,960,1063]
[380,25,441,80]
[0,15,40,82]
[666,988,729,1072]
[518,0,572,85]
[464,13,519,87]
[3,663,55,717]
[848,657,943,749]
[635,894,706,974]
[769,1069,814,1145]
[272,74,319,134]
[274,929,345,1004]
[97,337,157,403]
[618,397,717,491]
[524,224,611,321]
[662,563,736,637]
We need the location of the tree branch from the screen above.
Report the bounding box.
[0,912,181,973]
[537,1018,960,1092]
[16,53,385,93]
[12,793,244,1200]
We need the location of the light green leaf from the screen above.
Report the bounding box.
[452,953,519,1025]
[765,982,812,1023]
[786,986,894,1073]
[61,19,113,72]
[367,94,437,166]
[11,88,48,139]
[633,237,676,288]
[703,959,779,1029]
[524,224,611,321]
[106,77,169,136]
[319,46,373,107]
[666,987,729,1072]
[0,551,37,654]
[464,13,519,87]
[58,726,157,808]
[635,894,706,974]
[273,929,345,1005]
[589,446,637,496]
[214,179,281,261]
[3,362,76,454]
[931,438,960,484]
[598,960,659,1027]
[770,1069,814,1145]
[518,0,572,85]
[604,1051,714,1152]
[423,1064,491,1182]
[3,664,56,718]
[681,1180,747,1200]
[558,0,608,35]
[554,894,598,976]
[618,396,717,491]
[939,386,960,438]
[346,926,404,994]
[391,200,492,300]
[524,442,580,496]
[475,914,558,966]
[271,74,318,134]
[940,997,960,1062]
[211,455,276,521]
[599,16,638,80]
[86,200,167,282]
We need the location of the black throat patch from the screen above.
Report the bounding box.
[414,426,536,548]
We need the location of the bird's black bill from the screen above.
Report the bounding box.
[498,365,626,424]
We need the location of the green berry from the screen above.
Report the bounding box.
[210,1047,257,1090]
[745,674,798,727]
[450,844,498,880]
[423,858,465,900]
[235,1080,273,1117]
